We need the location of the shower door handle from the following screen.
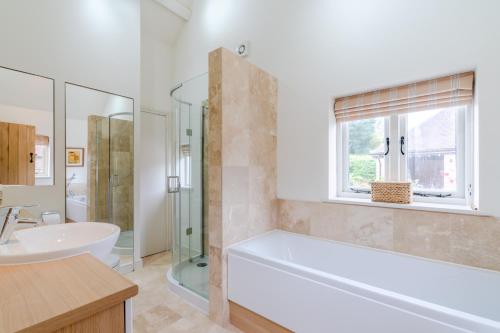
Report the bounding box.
[111,174,120,187]
[167,176,180,193]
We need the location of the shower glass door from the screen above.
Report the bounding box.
[170,73,208,299]
[109,112,134,267]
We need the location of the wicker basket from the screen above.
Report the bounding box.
[371,181,412,204]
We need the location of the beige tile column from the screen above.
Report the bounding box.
[207,48,278,325]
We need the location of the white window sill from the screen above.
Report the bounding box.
[325,197,483,216]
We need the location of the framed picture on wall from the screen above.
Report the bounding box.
[66,148,84,167]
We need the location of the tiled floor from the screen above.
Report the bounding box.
[126,252,240,333]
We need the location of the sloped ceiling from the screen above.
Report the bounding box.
[176,0,193,9]
[0,67,53,112]
[141,0,186,45]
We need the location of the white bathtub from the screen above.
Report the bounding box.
[227,230,500,333]
[66,195,88,222]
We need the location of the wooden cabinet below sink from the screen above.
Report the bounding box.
[0,254,138,333]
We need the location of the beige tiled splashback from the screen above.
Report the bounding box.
[278,199,500,272]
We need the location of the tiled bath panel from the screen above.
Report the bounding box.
[126,252,241,333]
[278,199,500,272]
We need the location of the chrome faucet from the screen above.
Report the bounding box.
[0,205,41,245]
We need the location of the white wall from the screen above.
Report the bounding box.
[141,33,174,112]
[139,0,185,256]
[0,105,52,138]
[173,0,500,216]
[141,0,183,112]
[0,0,141,255]
[65,118,87,184]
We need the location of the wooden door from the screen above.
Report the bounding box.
[0,121,36,185]
[0,122,8,183]
[140,112,168,256]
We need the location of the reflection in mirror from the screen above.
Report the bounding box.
[65,83,134,271]
[0,66,54,186]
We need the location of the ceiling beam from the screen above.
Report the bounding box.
[154,0,191,21]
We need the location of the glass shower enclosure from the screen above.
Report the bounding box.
[169,73,208,299]
[90,112,134,269]
[108,113,134,267]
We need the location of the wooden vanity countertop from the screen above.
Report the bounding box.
[0,253,138,333]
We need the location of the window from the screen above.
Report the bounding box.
[179,144,191,188]
[344,117,387,191]
[35,135,50,178]
[335,72,474,205]
[405,107,466,197]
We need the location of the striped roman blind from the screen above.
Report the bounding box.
[334,71,474,122]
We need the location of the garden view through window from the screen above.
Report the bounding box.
[347,117,385,189]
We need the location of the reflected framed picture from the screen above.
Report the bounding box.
[66,148,84,167]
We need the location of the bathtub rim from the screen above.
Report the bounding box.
[227,230,500,331]
[229,229,500,276]
[66,196,89,207]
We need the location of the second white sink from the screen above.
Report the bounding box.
[0,222,120,265]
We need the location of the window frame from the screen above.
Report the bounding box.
[336,104,473,206]
[179,144,192,189]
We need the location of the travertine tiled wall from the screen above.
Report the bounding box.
[278,199,500,272]
[208,48,278,325]
[87,115,133,231]
[87,115,109,222]
[110,117,134,231]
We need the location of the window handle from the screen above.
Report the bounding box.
[384,137,390,155]
[400,136,405,155]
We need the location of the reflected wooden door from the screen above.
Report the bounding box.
[0,122,8,183]
[0,121,36,185]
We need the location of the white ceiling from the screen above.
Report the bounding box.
[0,67,53,112]
[141,0,186,45]
[66,84,108,120]
[66,84,133,120]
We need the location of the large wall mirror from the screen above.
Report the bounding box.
[65,83,134,270]
[0,66,54,186]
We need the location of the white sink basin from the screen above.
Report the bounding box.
[0,222,120,265]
